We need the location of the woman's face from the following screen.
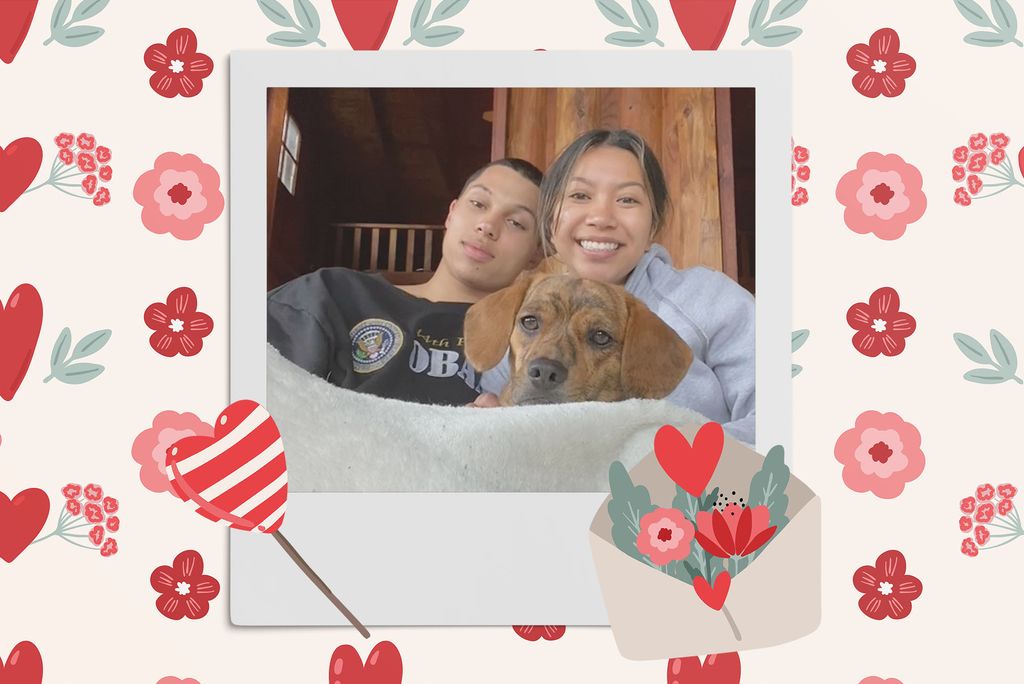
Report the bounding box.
[550,145,655,285]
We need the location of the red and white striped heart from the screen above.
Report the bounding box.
[166,399,287,533]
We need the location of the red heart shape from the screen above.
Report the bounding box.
[329,641,402,684]
[330,0,398,50]
[692,571,731,611]
[0,641,43,684]
[512,625,566,641]
[0,489,49,563]
[167,399,288,533]
[668,0,738,51]
[0,1,40,64]
[0,139,42,212]
[0,284,43,402]
[667,651,740,684]
[654,423,724,497]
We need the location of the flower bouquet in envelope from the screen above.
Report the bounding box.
[589,422,821,659]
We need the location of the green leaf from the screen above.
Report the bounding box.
[791,328,809,352]
[749,0,769,31]
[55,25,104,46]
[991,0,1018,32]
[672,484,702,521]
[791,363,802,377]
[72,329,111,359]
[754,24,802,46]
[954,332,993,365]
[955,0,993,26]
[51,328,72,369]
[71,0,109,22]
[268,30,314,46]
[58,362,104,384]
[293,0,320,33]
[51,0,71,31]
[964,30,1011,44]
[768,0,807,23]
[605,30,649,46]
[410,0,431,31]
[632,0,658,33]
[596,0,633,27]
[608,461,655,563]
[964,368,1010,383]
[258,0,294,27]
[747,445,790,531]
[431,0,469,22]
[417,25,464,46]
[990,329,1017,373]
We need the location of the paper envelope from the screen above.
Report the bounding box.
[588,426,821,660]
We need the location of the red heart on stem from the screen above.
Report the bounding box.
[330,0,398,50]
[0,138,42,212]
[668,0,738,51]
[0,489,49,563]
[167,399,287,533]
[0,284,43,402]
[329,641,402,684]
[654,423,724,497]
[0,641,43,684]
[692,571,731,611]
[667,651,740,684]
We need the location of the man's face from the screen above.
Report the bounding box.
[440,165,540,295]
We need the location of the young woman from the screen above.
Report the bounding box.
[480,130,755,444]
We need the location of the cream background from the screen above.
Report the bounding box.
[2,0,1022,681]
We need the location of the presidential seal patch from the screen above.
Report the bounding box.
[350,318,403,373]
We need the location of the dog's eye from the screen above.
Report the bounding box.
[590,330,613,346]
[520,315,539,332]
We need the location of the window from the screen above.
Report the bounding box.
[278,113,301,195]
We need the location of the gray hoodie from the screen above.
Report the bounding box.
[481,243,756,444]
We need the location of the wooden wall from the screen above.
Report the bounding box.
[499,88,730,275]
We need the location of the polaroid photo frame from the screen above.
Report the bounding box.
[228,50,791,626]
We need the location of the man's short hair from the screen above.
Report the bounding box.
[459,158,543,196]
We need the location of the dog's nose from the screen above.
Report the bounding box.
[527,358,567,389]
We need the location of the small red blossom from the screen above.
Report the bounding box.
[89,526,105,546]
[853,549,922,620]
[959,516,973,532]
[92,187,110,207]
[106,516,120,532]
[954,188,972,206]
[144,287,215,357]
[975,526,990,546]
[76,133,95,150]
[100,539,118,557]
[962,538,979,557]
[998,499,1014,516]
[792,187,808,205]
[975,502,995,523]
[102,496,118,514]
[977,484,995,501]
[952,166,966,181]
[84,484,103,501]
[991,133,1008,148]
[98,165,112,182]
[84,503,104,523]
[82,175,97,195]
[144,28,215,99]
[969,133,987,150]
[796,165,810,182]
[953,146,969,163]
[61,483,81,499]
[58,148,73,165]
[967,175,983,195]
[66,499,81,515]
[55,132,74,148]
[967,152,987,173]
[847,28,917,98]
[512,625,566,641]
[151,549,221,620]
[998,484,1017,499]
[847,287,917,357]
[991,148,1006,164]
[77,152,97,173]
[96,146,111,163]
[793,145,809,163]
[961,496,978,513]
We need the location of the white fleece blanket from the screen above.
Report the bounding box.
[267,345,711,492]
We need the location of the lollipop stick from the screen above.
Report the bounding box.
[271,530,371,639]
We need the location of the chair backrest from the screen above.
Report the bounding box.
[328,222,444,285]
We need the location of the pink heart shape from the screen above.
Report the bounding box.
[0,138,42,212]
[329,641,402,684]
[654,423,724,497]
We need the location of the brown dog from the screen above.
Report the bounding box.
[464,269,693,405]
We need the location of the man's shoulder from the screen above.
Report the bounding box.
[269,268,396,307]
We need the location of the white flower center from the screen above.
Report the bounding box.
[871,59,887,74]
[170,59,185,74]
[579,240,619,252]
[871,318,887,333]
[175,581,191,596]
[169,318,185,333]
[878,581,893,596]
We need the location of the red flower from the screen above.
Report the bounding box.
[150,549,220,620]
[953,146,969,163]
[966,175,983,195]
[512,625,566,641]
[847,28,916,98]
[969,133,987,150]
[998,499,1013,516]
[82,175,97,195]
[961,538,978,557]
[144,28,214,98]
[76,133,95,150]
[992,148,1006,165]
[967,152,987,173]
[89,525,104,546]
[793,145,809,163]
[977,484,995,501]
[959,516,973,532]
[102,496,119,514]
[853,549,922,620]
[144,287,215,357]
[100,538,118,557]
[84,484,103,501]
[846,287,917,357]
[84,503,104,523]
[61,483,81,499]
[998,484,1017,499]
[954,188,972,206]
[106,516,120,532]
[96,146,112,163]
[792,187,808,206]
[58,148,73,165]
[694,505,776,559]
[92,188,110,207]
[55,132,73,148]
[952,166,965,181]
[77,152,97,173]
[98,165,112,182]
[66,499,81,515]
[975,526,990,545]
[975,503,994,523]
[991,133,1009,148]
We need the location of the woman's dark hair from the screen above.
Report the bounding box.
[459,157,544,195]
[537,129,670,255]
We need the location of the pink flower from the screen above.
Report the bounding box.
[834,411,925,499]
[133,152,224,240]
[860,678,902,684]
[157,679,201,684]
[636,508,694,566]
[836,152,927,240]
[132,411,214,495]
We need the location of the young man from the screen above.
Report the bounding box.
[267,158,543,405]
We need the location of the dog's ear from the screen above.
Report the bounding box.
[620,294,693,400]
[464,273,540,371]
